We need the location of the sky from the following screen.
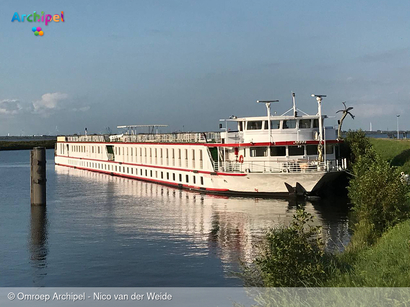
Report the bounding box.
[1,0,410,135]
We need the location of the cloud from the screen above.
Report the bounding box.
[0,92,90,118]
[359,48,410,64]
[32,92,69,114]
[0,99,23,115]
[72,106,90,112]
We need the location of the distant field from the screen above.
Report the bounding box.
[370,138,410,174]
[0,140,56,151]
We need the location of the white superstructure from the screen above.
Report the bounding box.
[55,95,346,197]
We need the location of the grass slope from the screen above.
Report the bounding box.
[370,138,410,174]
[328,220,410,286]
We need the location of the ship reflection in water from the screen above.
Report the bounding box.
[54,166,350,274]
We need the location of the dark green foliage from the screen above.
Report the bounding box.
[240,208,327,287]
[0,140,56,151]
[345,132,410,249]
[344,130,374,169]
[348,152,410,247]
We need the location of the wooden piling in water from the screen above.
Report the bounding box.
[31,147,46,206]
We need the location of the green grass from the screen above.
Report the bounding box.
[0,140,56,151]
[370,138,410,174]
[327,219,410,286]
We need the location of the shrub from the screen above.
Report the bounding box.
[240,207,328,287]
[345,130,374,169]
[348,149,410,247]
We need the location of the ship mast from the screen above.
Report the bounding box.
[311,94,326,163]
[257,99,279,158]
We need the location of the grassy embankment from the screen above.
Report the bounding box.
[370,138,410,174]
[325,137,410,286]
[327,219,410,286]
[0,140,56,151]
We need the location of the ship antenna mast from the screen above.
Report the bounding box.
[257,100,279,155]
[292,92,297,117]
[311,94,327,163]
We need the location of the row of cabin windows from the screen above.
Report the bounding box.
[61,144,204,169]
[250,145,334,157]
[240,119,319,131]
[72,160,206,185]
[113,147,203,168]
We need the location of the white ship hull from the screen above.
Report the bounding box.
[55,153,337,197]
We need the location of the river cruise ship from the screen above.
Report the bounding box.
[55,95,346,197]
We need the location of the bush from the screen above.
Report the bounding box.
[348,148,410,248]
[345,130,374,169]
[240,207,328,287]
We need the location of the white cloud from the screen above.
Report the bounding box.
[32,92,69,114]
[0,99,23,115]
[0,92,90,118]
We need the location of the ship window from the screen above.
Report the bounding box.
[115,166,117,172]
[271,120,281,129]
[313,119,319,128]
[140,169,142,176]
[150,170,152,177]
[238,122,243,131]
[299,119,311,129]
[145,170,147,176]
[200,177,204,185]
[288,146,304,156]
[161,172,163,179]
[167,172,169,180]
[179,174,182,182]
[283,120,297,129]
[247,121,263,130]
[127,167,129,173]
[131,168,133,174]
[250,147,267,157]
[173,173,175,181]
[270,146,286,156]
[306,145,318,155]
[193,176,196,184]
[186,175,189,183]
[326,144,334,154]
[155,171,157,178]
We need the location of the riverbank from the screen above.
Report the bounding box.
[327,219,410,286]
[0,140,56,151]
[370,138,410,173]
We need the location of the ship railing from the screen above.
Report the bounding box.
[119,132,222,143]
[67,135,108,142]
[65,132,222,143]
[213,158,345,173]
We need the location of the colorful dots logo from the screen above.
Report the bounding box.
[32,26,44,36]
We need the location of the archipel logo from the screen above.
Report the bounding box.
[11,11,64,36]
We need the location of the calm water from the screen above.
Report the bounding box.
[0,150,351,287]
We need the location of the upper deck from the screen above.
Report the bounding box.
[58,114,336,145]
[58,94,338,146]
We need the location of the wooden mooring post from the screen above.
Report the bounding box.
[31,147,46,206]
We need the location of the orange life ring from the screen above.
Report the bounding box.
[238,155,244,163]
